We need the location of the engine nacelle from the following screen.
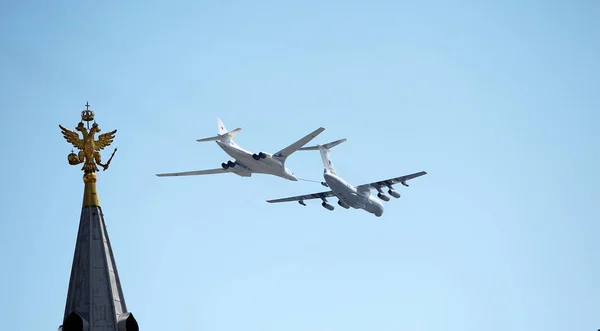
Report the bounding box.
[401,181,409,187]
[322,202,335,211]
[252,152,268,160]
[321,182,329,187]
[227,160,236,167]
[298,200,306,206]
[337,199,350,209]
[377,192,391,202]
[388,189,401,198]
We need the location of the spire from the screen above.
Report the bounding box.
[58,104,138,331]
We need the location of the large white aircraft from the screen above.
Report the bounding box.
[266,141,427,217]
[156,118,327,181]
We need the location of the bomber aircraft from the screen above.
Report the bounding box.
[156,118,327,181]
[266,140,427,216]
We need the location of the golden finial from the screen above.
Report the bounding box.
[59,103,118,206]
[81,102,95,122]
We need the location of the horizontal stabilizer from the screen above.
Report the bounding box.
[196,135,221,142]
[156,168,228,177]
[196,128,242,142]
[226,127,242,137]
[299,138,347,151]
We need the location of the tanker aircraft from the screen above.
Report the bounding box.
[156,118,327,181]
[266,140,427,216]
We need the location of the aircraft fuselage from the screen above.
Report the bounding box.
[216,140,297,181]
[323,172,384,217]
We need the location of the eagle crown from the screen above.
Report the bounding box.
[81,109,95,122]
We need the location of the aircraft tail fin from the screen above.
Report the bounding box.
[217,117,227,135]
[318,145,336,174]
[299,138,347,151]
[196,118,242,142]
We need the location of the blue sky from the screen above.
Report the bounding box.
[1,1,599,330]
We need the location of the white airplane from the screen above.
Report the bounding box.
[266,141,427,217]
[156,118,327,181]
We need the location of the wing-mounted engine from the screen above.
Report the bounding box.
[386,185,401,198]
[377,192,391,201]
[221,160,236,169]
[337,199,350,209]
[252,152,268,160]
[372,185,391,202]
[221,160,251,177]
[321,197,334,211]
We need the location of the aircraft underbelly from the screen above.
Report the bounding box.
[221,145,283,175]
[340,193,364,209]
[219,144,242,161]
[326,176,365,209]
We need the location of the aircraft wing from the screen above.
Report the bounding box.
[272,127,325,162]
[155,168,228,177]
[356,171,427,192]
[266,190,336,203]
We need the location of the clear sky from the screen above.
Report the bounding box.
[1,1,599,330]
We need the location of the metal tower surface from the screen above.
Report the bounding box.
[58,104,138,331]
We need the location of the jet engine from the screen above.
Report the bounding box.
[388,189,401,198]
[401,181,409,187]
[252,152,267,160]
[321,201,335,211]
[377,192,391,201]
[221,160,236,169]
[298,200,306,206]
[337,199,350,209]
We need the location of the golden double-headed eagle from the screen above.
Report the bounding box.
[59,115,117,173]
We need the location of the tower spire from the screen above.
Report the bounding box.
[58,104,138,331]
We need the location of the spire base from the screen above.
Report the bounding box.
[82,173,100,207]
